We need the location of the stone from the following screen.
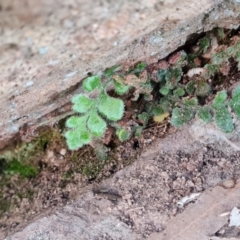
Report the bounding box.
[0,0,240,149]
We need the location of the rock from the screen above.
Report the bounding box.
[59,149,66,156]
[1,0,240,149]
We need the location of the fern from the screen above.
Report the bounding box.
[198,36,211,54]
[230,84,240,119]
[65,70,129,150]
[170,107,194,127]
[197,107,212,124]
[64,32,240,153]
[212,90,227,109]
[195,81,211,97]
[213,107,233,133]
[116,129,131,142]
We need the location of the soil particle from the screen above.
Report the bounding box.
[4,119,240,239]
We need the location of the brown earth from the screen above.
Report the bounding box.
[4,118,240,239]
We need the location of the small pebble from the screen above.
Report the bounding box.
[60,149,67,156]
[123,193,132,200]
[39,47,49,55]
[63,19,74,28]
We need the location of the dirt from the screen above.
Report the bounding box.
[106,137,240,238]
[2,121,240,239]
[0,119,172,238]
[4,121,240,239]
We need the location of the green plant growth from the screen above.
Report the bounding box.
[197,106,212,124]
[170,86,240,133]
[185,79,211,97]
[3,158,37,178]
[116,128,131,142]
[0,130,60,178]
[65,33,240,152]
[203,38,240,78]
[230,85,240,119]
[155,41,240,132]
[127,63,153,101]
[65,70,131,150]
[157,36,240,133]
[187,36,211,67]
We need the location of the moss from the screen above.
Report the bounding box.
[4,158,37,178]
[0,129,63,178]
[82,163,101,178]
[69,146,108,179]
[0,128,64,217]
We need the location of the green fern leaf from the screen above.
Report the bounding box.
[160,96,174,112]
[87,112,107,137]
[197,107,212,123]
[212,51,229,65]
[157,69,169,82]
[104,66,121,77]
[198,37,210,53]
[116,129,130,142]
[72,94,94,113]
[64,130,84,150]
[65,127,92,150]
[169,68,182,82]
[214,107,233,133]
[77,127,91,144]
[173,87,185,97]
[212,90,227,109]
[195,82,211,97]
[230,84,240,119]
[98,95,124,121]
[205,64,220,78]
[135,62,146,72]
[144,93,153,101]
[138,112,149,124]
[151,106,165,116]
[185,81,196,95]
[130,62,146,74]
[170,107,194,127]
[113,80,129,95]
[183,97,198,107]
[134,126,144,137]
[217,28,225,39]
[66,115,87,128]
[227,41,240,58]
[187,54,197,67]
[82,75,101,92]
[226,46,236,56]
[159,85,170,96]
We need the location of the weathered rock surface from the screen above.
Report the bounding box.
[5,117,240,240]
[1,0,240,149]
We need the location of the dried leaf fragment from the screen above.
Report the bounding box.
[186,68,207,78]
[153,112,169,123]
